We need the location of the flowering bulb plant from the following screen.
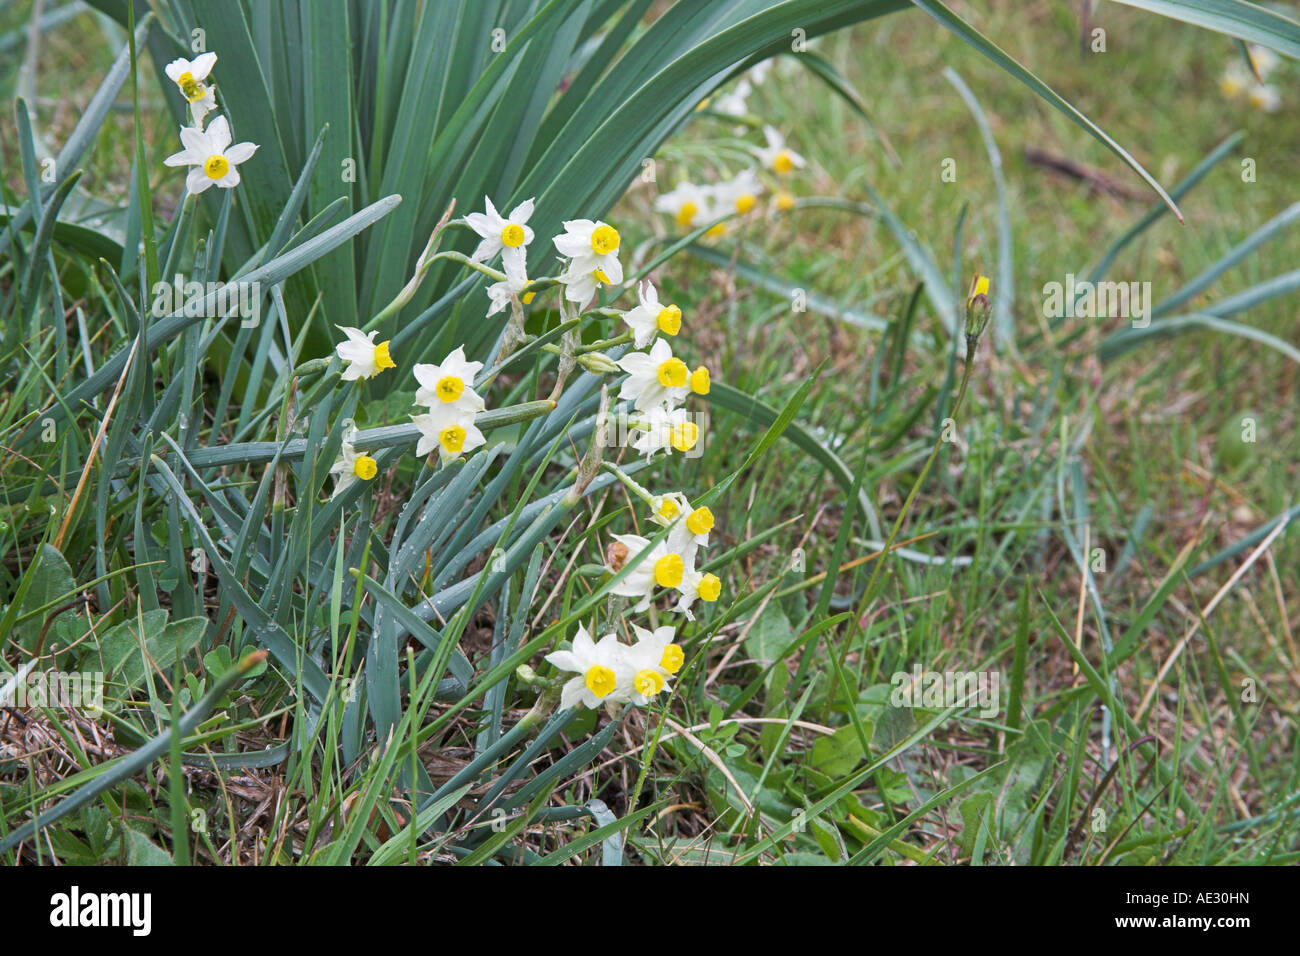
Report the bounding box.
[3,0,1296,869]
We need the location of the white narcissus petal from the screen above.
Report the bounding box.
[501,245,526,275]
[572,625,595,656]
[163,149,197,167]
[442,347,483,383]
[217,169,241,189]
[164,58,188,82]
[508,198,534,222]
[191,51,218,80]
[225,142,258,164]
[552,220,594,258]
[464,213,496,238]
[616,351,656,377]
[414,427,437,458]
[207,115,232,152]
[599,253,624,285]
[186,167,213,195]
[545,650,580,672]
[189,90,217,126]
[559,678,588,712]
[562,271,597,305]
[179,125,210,156]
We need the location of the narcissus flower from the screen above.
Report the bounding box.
[413,346,484,413]
[1220,61,1251,98]
[544,625,630,710]
[675,566,722,620]
[1248,83,1282,112]
[650,491,691,527]
[649,493,713,558]
[466,196,535,272]
[621,281,681,349]
[163,115,258,195]
[714,168,763,215]
[329,431,379,499]
[752,125,805,175]
[554,219,624,304]
[606,533,689,612]
[412,404,484,463]
[631,405,700,458]
[774,190,797,212]
[617,338,690,412]
[334,326,396,380]
[164,52,217,112]
[654,182,713,230]
[623,624,683,704]
[675,506,714,555]
[633,624,685,674]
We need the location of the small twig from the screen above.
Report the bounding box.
[1023,146,1150,201]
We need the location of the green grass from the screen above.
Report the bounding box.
[1,0,1297,865]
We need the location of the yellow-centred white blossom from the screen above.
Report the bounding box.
[164,53,217,123]
[652,493,714,556]
[631,405,700,458]
[713,168,763,215]
[605,533,688,613]
[412,403,484,463]
[616,338,690,412]
[329,430,379,499]
[621,281,681,349]
[674,565,722,620]
[654,182,713,229]
[334,326,396,380]
[623,624,683,704]
[413,345,484,413]
[162,116,258,195]
[465,196,535,272]
[752,125,805,175]
[553,219,623,304]
[544,625,631,710]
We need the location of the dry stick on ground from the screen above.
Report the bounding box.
[660,716,755,819]
[53,336,141,550]
[1023,146,1151,201]
[1072,526,1090,678]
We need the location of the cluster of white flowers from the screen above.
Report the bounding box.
[607,490,719,620]
[148,43,739,721]
[545,623,685,711]
[544,481,721,711]
[329,335,489,495]
[161,50,259,194]
[326,188,728,711]
[1220,44,1283,113]
[654,125,803,236]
